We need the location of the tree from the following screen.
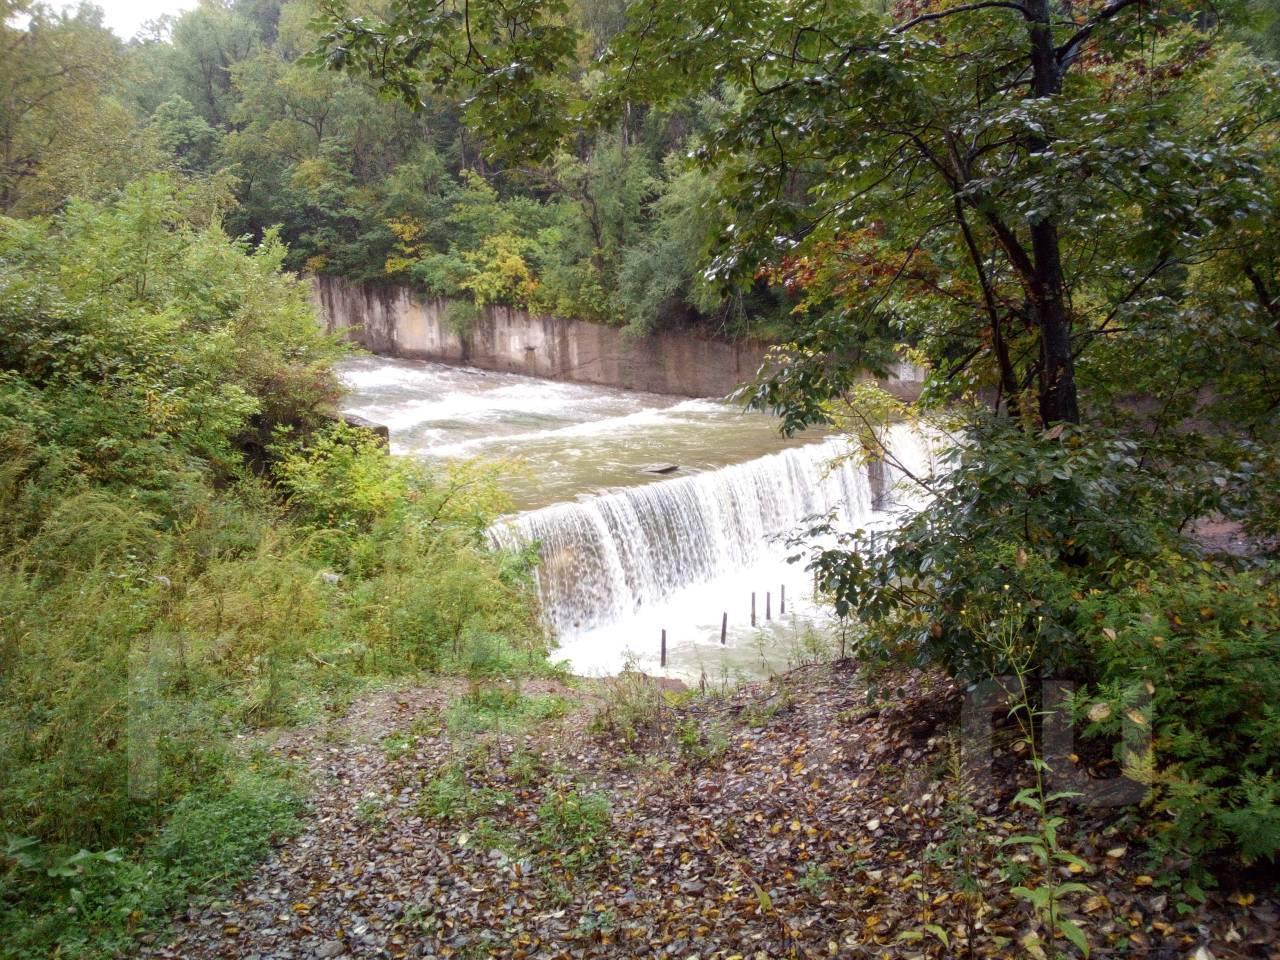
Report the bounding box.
[150,95,221,171]
[312,0,1275,429]
[312,1,1280,692]
[1243,0,1280,59]
[0,1,131,213]
[167,1,261,125]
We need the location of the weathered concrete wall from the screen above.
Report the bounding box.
[311,276,770,398]
[312,276,925,400]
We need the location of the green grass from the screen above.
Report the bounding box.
[417,764,516,821]
[445,689,572,736]
[0,763,304,960]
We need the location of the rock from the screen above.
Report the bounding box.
[642,463,680,475]
[336,411,390,443]
[314,941,344,959]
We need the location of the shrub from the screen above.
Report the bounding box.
[0,177,547,956]
[1075,556,1280,867]
[0,766,301,960]
[536,787,611,864]
[806,417,1185,679]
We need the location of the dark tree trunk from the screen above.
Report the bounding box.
[1030,219,1079,424]
[1026,0,1081,425]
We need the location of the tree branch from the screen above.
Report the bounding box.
[1244,263,1280,331]
[892,2,1032,35]
[1055,0,1144,73]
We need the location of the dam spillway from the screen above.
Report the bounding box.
[339,355,930,675]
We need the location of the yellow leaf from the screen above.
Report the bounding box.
[1083,895,1109,914]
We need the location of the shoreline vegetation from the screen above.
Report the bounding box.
[0,179,548,956]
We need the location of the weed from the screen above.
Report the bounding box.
[739,687,794,728]
[536,786,611,868]
[0,766,302,959]
[573,908,617,937]
[465,818,523,858]
[381,730,415,760]
[588,666,684,744]
[924,737,988,957]
[446,690,571,736]
[505,747,548,787]
[797,864,833,896]
[355,793,389,830]
[676,719,730,763]
[984,611,1092,959]
[417,765,513,821]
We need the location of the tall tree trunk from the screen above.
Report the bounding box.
[1026,0,1081,425]
[1030,220,1079,424]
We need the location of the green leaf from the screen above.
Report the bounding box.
[1012,788,1041,810]
[751,880,773,913]
[1055,882,1092,896]
[1001,833,1045,847]
[1044,791,1084,804]
[1056,917,1090,956]
[1012,885,1052,909]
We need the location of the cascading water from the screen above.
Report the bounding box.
[488,437,875,636]
[488,425,934,674]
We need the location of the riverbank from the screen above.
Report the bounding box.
[144,662,1279,959]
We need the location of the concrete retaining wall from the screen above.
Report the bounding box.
[311,275,924,400]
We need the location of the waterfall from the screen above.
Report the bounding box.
[489,436,893,638]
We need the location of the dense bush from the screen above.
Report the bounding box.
[806,413,1280,867]
[0,179,543,956]
[807,418,1184,679]
[1075,558,1280,868]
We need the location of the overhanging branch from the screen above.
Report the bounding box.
[1055,0,1144,72]
[891,2,1032,35]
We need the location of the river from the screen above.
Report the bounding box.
[339,355,931,679]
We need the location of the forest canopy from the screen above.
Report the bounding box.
[1,0,793,336]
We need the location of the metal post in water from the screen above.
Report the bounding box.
[660,629,667,668]
[720,612,727,645]
[766,591,772,621]
[780,585,786,615]
[751,593,756,626]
